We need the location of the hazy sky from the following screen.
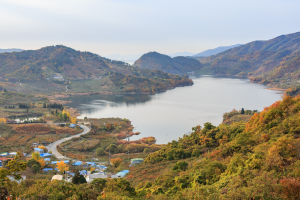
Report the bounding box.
[1,0,299,56]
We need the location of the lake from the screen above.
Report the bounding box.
[65,76,282,144]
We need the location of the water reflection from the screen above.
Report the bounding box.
[64,94,152,114]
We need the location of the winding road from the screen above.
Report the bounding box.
[46,124,91,160]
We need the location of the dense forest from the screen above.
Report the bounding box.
[3,95,300,199]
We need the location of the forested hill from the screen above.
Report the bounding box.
[133,52,203,74]
[200,32,300,78]
[124,95,300,199]
[0,45,193,94]
[0,45,131,81]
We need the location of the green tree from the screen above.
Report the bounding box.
[0,155,27,184]
[241,108,245,114]
[32,164,41,173]
[173,161,188,171]
[143,148,151,153]
[106,144,118,154]
[72,170,86,185]
[96,148,105,157]
[90,178,107,192]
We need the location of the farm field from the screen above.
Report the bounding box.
[59,118,164,161]
[0,124,81,153]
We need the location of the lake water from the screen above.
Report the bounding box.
[65,76,282,144]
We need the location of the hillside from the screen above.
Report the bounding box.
[192,44,241,57]
[0,46,193,94]
[200,32,300,79]
[4,96,300,199]
[124,95,300,199]
[133,52,203,74]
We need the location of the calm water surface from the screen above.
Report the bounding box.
[65,76,282,144]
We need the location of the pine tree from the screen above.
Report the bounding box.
[241,108,245,114]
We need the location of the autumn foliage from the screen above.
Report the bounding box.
[110,158,122,167]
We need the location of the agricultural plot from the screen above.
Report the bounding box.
[0,124,81,153]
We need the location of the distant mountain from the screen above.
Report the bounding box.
[168,52,195,57]
[0,48,23,53]
[107,52,195,64]
[106,54,142,64]
[133,52,203,74]
[192,44,241,57]
[201,32,300,80]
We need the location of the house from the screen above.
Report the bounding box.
[42,141,49,146]
[69,124,76,128]
[31,142,39,148]
[0,152,8,157]
[9,152,17,157]
[34,148,44,154]
[86,171,108,183]
[51,175,63,181]
[130,158,143,166]
[72,161,82,166]
[114,170,130,178]
[52,74,64,81]
[40,153,52,157]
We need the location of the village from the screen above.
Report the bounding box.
[0,121,145,184]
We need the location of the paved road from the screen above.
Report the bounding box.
[46,124,90,160]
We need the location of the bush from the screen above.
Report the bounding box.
[143,148,151,153]
[173,161,188,171]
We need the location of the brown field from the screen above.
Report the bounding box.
[0,124,81,153]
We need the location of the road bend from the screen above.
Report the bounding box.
[46,124,90,160]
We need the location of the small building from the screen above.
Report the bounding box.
[115,170,130,178]
[9,152,17,157]
[69,124,76,128]
[0,152,8,157]
[51,175,63,181]
[31,142,39,148]
[72,161,82,166]
[86,171,108,183]
[34,148,44,154]
[42,141,49,146]
[130,158,144,166]
[40,153,52,157]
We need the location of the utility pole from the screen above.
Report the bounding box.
[108,149,111,169]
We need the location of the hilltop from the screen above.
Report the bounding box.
[0,45,193,95]
[200,32,300,77]
[133,52,203,74]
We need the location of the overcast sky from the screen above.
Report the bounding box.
[1,0,299,56]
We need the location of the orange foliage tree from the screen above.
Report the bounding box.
[110,158,122,167]
[56,161,69,173]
